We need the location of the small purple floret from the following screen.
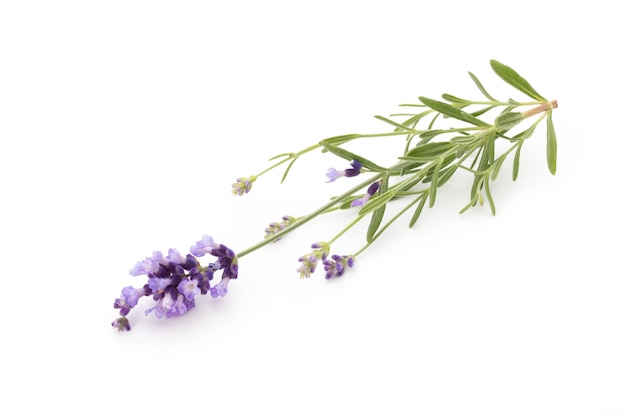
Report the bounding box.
[190,235,217,257]
[121,286,143,307]
[323,254,355,279]
[351,181,380,207]
[210,277,230,298]
[325,168,344,182]
[326,160,362,182]
[177,278,200,301]
[148,277,172,293]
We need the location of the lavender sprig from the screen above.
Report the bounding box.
[113,60,558,331]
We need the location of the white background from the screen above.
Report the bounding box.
[1,1,625,416]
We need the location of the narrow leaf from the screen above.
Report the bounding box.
[419,97,490,127]
[281,157,298,183]
[320,141,386,172]
[484,177,496,215]
[512,142,523,181]
[366,205,385,243]
[409,193,429,227]
[470,105,496,118]
[374,115,413,131]
[407,142,455,160]
[442,93,469,103]
[490,60,545,101]
[490,156,506,181]
[468,71,496,101]
[322,134,361,147]
[546,112,557,174]
[429,160,442,207]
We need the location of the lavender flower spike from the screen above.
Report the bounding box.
[297,241,331,278]
[232,175,256,196]
[323,254,355,279]
[113,236,238,331]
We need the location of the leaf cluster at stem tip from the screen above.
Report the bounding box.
[234,60,558,263]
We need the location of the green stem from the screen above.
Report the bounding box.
[329,214,365,245]
[256,144,321,178]
[236,170,391,258]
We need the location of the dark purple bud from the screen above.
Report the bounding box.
[366,181,380,196]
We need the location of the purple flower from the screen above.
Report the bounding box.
[232,175,256,196]
[190,235,218,257]
[166,248,186,264]
[121,286,144,307]
[167,294,189,318]
[351,181,381,207]
[323,254,355,279]
[325,167,344,182]
[129,251,165,276]
[326,160,363,182]
[211,244,238,279]
[112,316,131,331]
[297,241,330,278]
[210,277,230,298]
[114,286,147,316]
[297,254,318,279]
[264,215,297,240]
[114,237,238,331]
[177,278,200,301]
[148,277,173,293]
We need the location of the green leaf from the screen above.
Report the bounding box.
[546,112,557,175]
[407,141,455,160]
[512,141,523,181]
[470,105,496,118]
[429,160,442,207]
[418,129,447,141]
[374,115,413,131]
[366,205,385,243]
[468,71,496,101]
[495,112,524,131]
[437,164,459,186]
[419,97,490,127]
[442,93,469,103]
[321,134,361,148]
[320,140,386,172]
[399,111,431,129]
[484,177,496,215]
[490,60,545,101]
[280,157,298,183]
[490,156,506,181]
[409,193,429,227]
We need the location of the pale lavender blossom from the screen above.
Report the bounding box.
[177,278,200,301]
[326,160,363,182]
[210,277,230,298]
[190,235,218,257]
[351,181,381,207]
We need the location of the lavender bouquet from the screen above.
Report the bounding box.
[112,60,558,331]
